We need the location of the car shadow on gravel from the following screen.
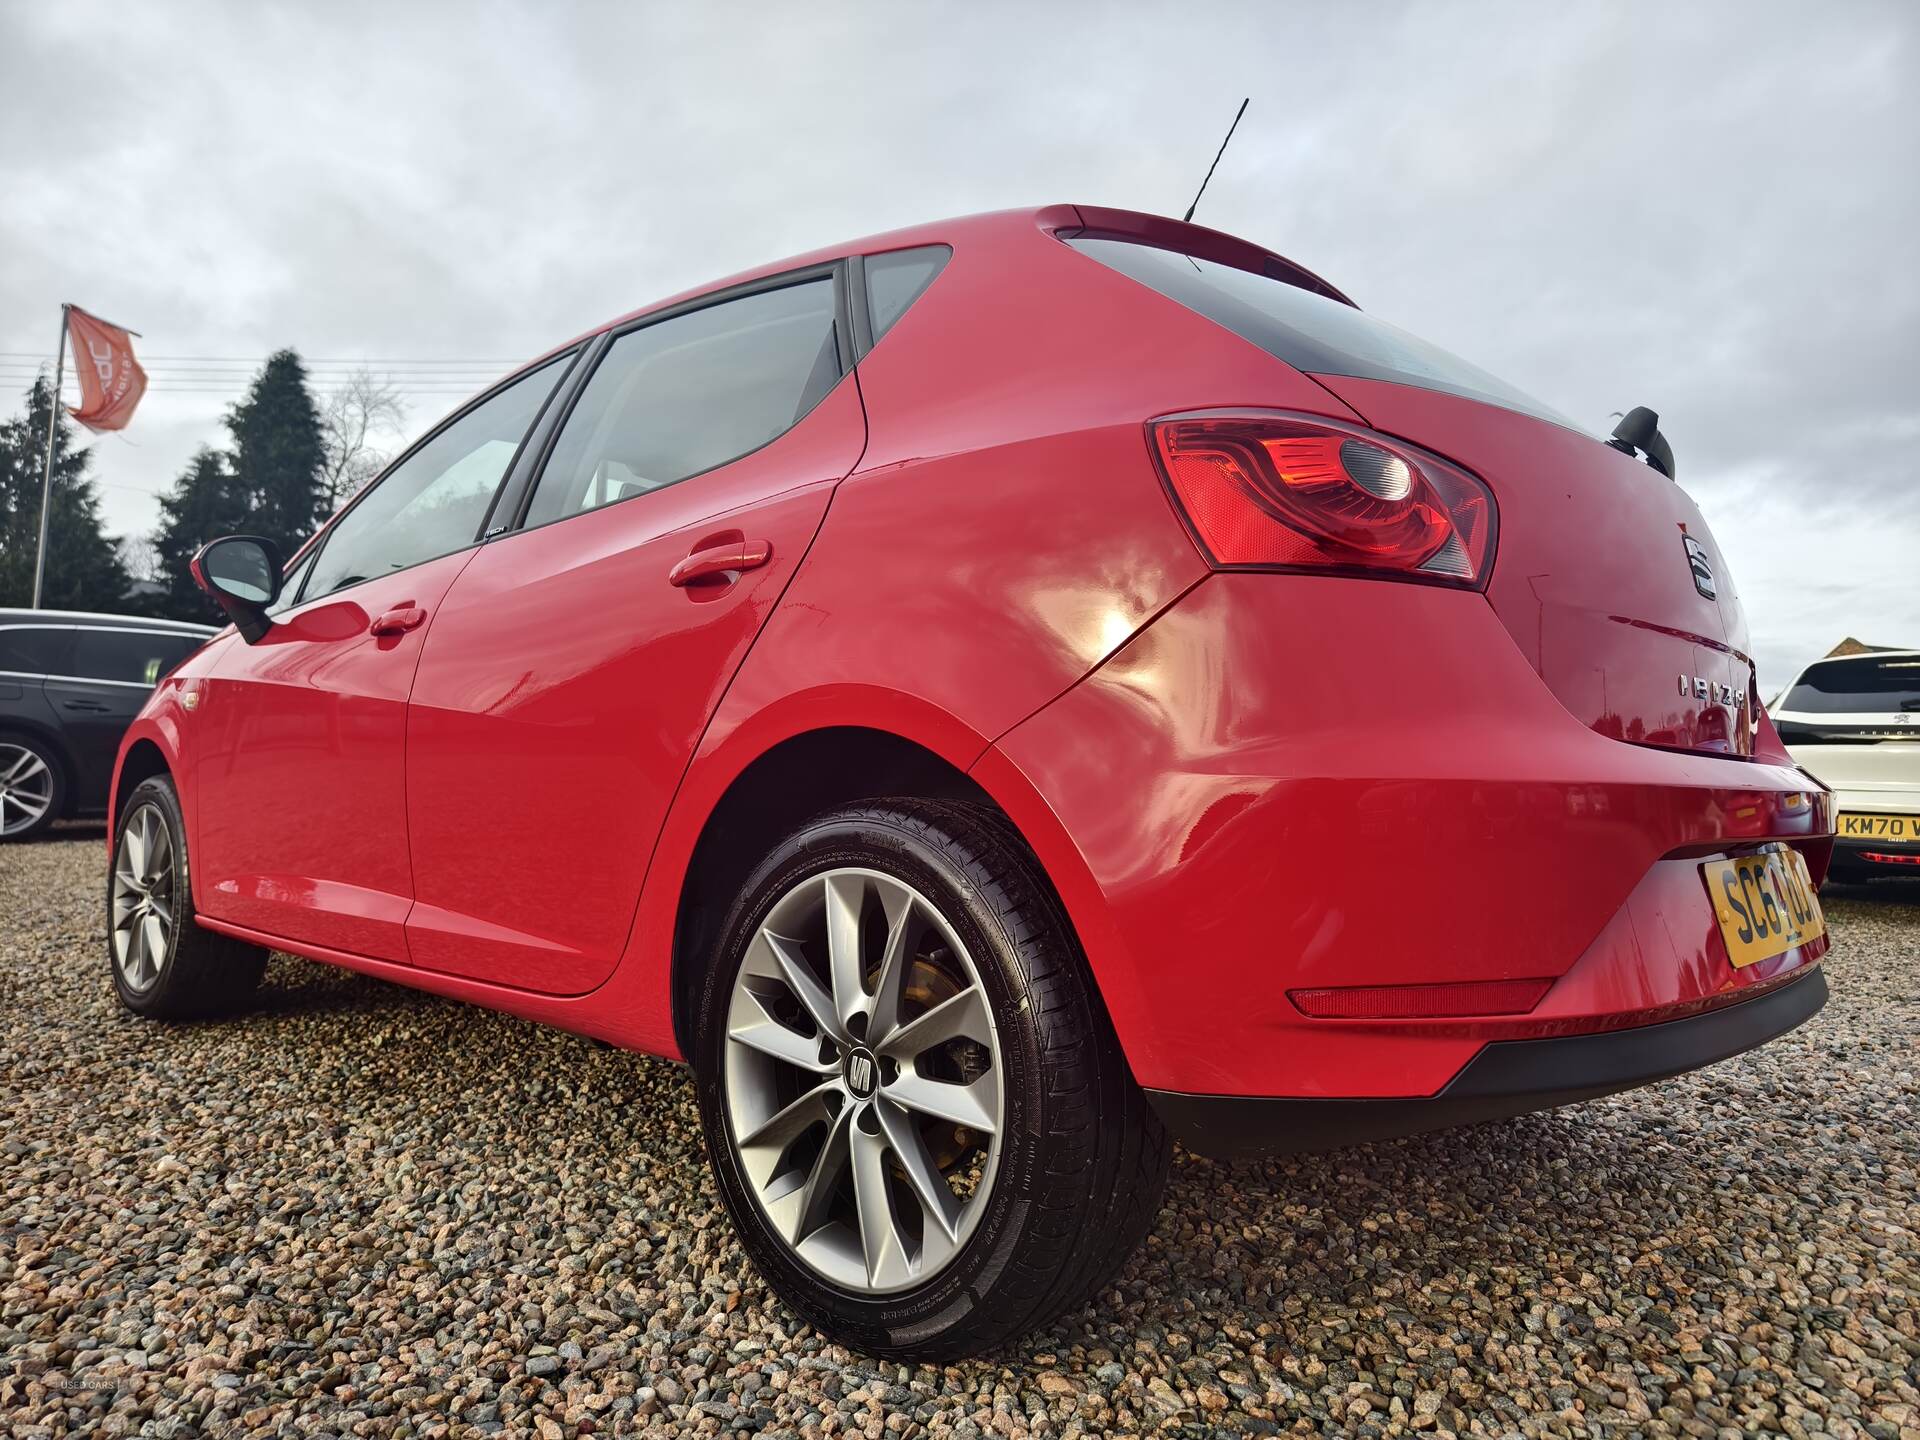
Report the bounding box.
[243,954,431,1020]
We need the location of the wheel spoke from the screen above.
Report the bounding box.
[866,886,918,1044]
[878,984,990,1061]
[738,1081,839,1153]
[887,1068,999,1136]
[112,889,142,929]
[142,913,168,969]
[849,1122,910,1289]
[147,895,173,930]
[149,821,172,882]
[1,748,35,782]
[774,1104,852,1246]
[875,1099,963,1243]
[821,872,867,1033]
[761,930,843,1043]
[140,811,164,883]
[127,911,148,979]
[727,985,836,1074]
[124,816,148,880]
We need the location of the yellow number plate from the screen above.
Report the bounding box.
[1704,846,1825,969]
[1837,811,1919,842]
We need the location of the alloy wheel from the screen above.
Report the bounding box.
[112,802,177,992]
[722,867,1004,1295]
[0,743,55,837]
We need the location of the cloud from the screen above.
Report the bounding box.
[2,0,1914,682]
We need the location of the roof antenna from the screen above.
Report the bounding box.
[1182,98,1249,223]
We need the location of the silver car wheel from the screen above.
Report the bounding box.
[722,866,1004,1296]
[112,802,176,992]
[0,742,55,837]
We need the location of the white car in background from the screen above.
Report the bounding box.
[1773,650,1920,883]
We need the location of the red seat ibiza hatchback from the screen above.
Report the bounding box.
[110,205,1833,1358]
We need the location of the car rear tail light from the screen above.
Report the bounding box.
[1288,977,1553,1019]
[1149,411,1497,586]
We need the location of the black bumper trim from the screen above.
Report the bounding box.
[1146,967,1828,1160]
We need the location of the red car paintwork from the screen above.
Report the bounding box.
[116,204,1831,1109]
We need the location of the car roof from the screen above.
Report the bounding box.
[521,204,1355,370]
[0,608,216,634]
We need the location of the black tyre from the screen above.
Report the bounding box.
[693,798,1169,1360]
[109,774,268,1019]
[0,730,65,841]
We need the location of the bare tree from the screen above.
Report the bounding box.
[118,533,164,585]
[319,369,408,509]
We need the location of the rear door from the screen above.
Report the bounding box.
[404,268,863,993]
[46,626,206,808]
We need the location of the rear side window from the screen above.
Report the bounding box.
[1065,236,1580,432]
[524,278,841,528]
[1781,656,1920,714]
[70,630,202,686]
[0,626,71,674]
[865,245,950,345]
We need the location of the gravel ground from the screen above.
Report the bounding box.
[2,827,1916,1440]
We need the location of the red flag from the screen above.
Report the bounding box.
[65,306,147,432]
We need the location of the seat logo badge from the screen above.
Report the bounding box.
[845,1049,877,1099]
[1682,534,1716,599]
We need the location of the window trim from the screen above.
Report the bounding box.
[287,345,586,609]
[0,623,208,688]
[502,260,855,538]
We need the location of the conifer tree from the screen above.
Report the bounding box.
[0,377,131,610]
[227,349,327,556]
[150,446,247,622]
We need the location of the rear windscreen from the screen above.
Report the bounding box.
[1065,236,1582,433]
[1781,655,1920,714]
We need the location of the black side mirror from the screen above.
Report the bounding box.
[191,535,283,644]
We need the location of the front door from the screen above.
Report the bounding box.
[191,354,574,960]
[404,271,864,993]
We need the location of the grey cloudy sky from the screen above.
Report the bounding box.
[3,1,1915,687]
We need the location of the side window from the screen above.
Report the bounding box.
[303,354,570,600]
[69,630,202,686]
[865,245,949,344]
[523,278,841,529]
[0,626,72,675]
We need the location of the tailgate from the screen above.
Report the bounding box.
[1312,374,1758,758]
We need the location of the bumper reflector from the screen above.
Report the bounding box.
[1289,977,1554,1020]
[1860,851,1920,865]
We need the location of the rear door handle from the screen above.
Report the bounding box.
[370,605,428,636]
[668,538,772,588]
[62,699,112,712]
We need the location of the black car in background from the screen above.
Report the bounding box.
[0,610,215,840]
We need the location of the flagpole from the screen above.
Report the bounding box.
[31,304,71,610]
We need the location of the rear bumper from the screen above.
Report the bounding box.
[988,572,1834,1099]
[1147,965,1827,1158]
